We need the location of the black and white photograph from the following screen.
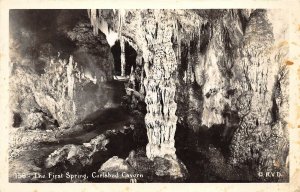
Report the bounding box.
[1,2,300,190]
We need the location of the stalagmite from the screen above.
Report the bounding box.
[120,36,126,77]
[142,11,178,160]
[67,56,75,100]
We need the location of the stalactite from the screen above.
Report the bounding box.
[99,18,109,37]
[136,53,145,95]
[87,10,91,19]
[90,9,98,35]
[118,9,125,36]
[88,9,118,47]
[187,44,193,84]
[118,9,126,77]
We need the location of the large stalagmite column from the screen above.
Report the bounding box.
[89,9,179,160]
[142,11,178,160]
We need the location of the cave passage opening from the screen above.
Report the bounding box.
[110,40,137,76]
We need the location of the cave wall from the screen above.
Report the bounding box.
[177,10,289,176]
[9,10,115,128]
[90,9,289,177]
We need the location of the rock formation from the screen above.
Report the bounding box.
[9,10,115,128]
[9,9,290,182]
[45,126,134,171]
[89,9,289,179]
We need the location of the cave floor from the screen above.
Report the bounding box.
[9,111,131,183]
[8,127,279,183]
[9,79,131,182]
